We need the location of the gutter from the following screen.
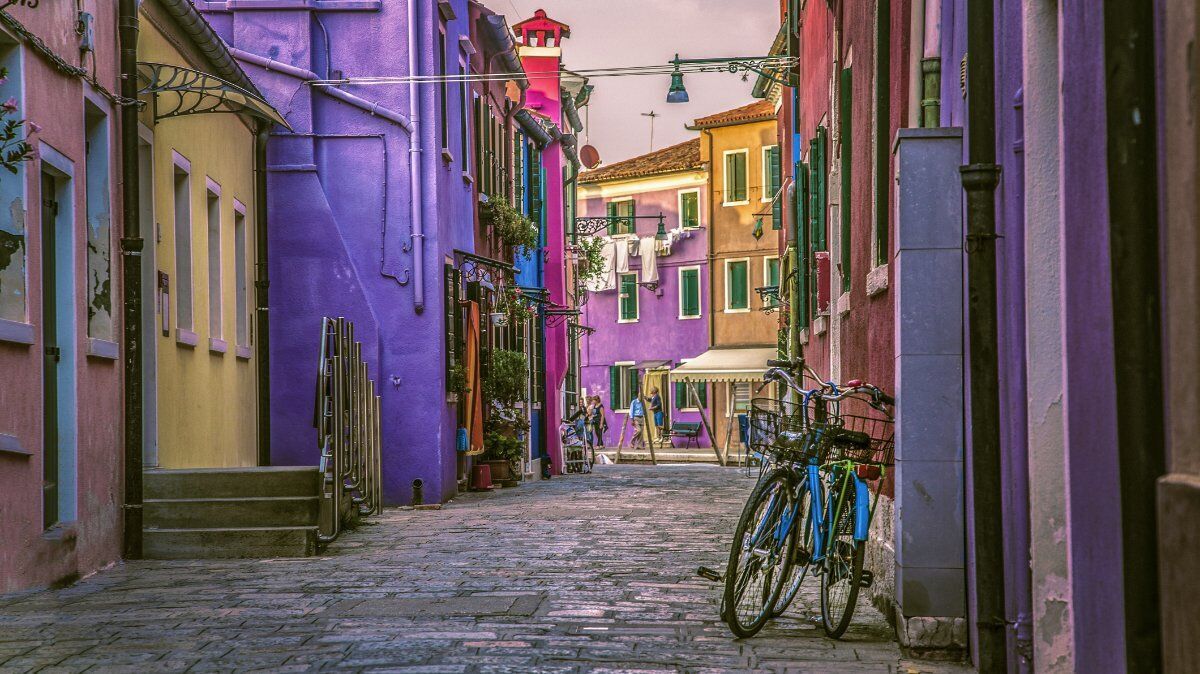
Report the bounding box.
[515,109,553,146]
[119,0,143,559]
[561,89,583,132]
[561,132,581,168]
[254,124,271,465]
[158,0,259,96]
[481,14,528,90]
[231,47,413,132]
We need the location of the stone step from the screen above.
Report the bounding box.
[143,526,319,559]
[144,467,321,500]
[144,496,320,529]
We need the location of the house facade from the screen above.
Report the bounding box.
[0,1,124,593]
[578,139,712,449]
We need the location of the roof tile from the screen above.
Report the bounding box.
[579,138,702,184]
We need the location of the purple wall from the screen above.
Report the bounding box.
[203,0,476,504]
[578,182,711,447]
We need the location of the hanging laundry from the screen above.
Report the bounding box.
[638,236,659,284]
[614,236,631,273]
[587,239,618,292]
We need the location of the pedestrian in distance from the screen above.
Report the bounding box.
[629,395,646,449]
[648,386,664,440]
[589,395,609,464]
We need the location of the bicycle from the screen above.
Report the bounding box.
[705,359,894,639]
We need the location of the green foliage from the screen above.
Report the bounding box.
[483,429,525,465]
[575,235,607,286]
[0,68,35,177]
[447,363,469,397]
[484,349,529,408]
[497,285,536,326]
[481,196,538,250]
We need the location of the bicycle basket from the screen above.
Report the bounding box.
[749,398,825,463]
[822,412,894,467]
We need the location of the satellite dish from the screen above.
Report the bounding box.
[580,144,601,169]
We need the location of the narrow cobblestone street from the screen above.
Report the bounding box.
[0,466,969,673]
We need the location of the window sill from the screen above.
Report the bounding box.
[724,308,751,314]
[176,329,199,348]
[0,318,34,345]
[441,149,454,163]
[677,314,703,320]
[0,432,31,458]
[798,328,810,345]
[866,263,889,297]
[235,344,253,360]
[86,338,119,360]
[462,172,474,184]
[209,337,227,355]
[837,292,851,317]
[814,315,828,336]
[617,318,639,324]
[723,200,750,207]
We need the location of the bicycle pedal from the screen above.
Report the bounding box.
[697,566,724,582]
[859,570,874,588]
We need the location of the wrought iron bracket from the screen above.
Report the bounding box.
[454,249,515,287]
[544,305,581,328]
[574,214,667,237]
[670,55,799,87]
[567,322,596,339]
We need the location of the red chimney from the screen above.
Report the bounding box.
[512,9,571,48]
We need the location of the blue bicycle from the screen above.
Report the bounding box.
[713,359,894,639]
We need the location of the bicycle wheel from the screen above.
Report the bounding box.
[820,475,865,638]
[771,479,813,617]
[722,468,793,638]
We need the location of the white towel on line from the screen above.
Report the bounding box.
[588,239,618,291]
[614,237,631,273]
[638,236,659,284]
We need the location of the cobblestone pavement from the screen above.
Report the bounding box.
[0,465,971,673]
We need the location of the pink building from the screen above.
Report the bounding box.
[0,3,124,592]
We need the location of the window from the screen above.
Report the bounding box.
[606,198,635,235]
[674,381,707,410]
[723,149,749,205]
[173,160,193,333]
[762,145,781,202]
[618,272,638,321]
[459,58,469,174]
[725,259,749,311]
[608,363,639,410]
[438,26,449,155]
[764,256,780,307]
[84,101,112,339]
[678,188,700,229]
[678,266,701,318]
[839,66,852,292]
[733,382,752,412]
[206,184,222,341]
[234,204,249,348]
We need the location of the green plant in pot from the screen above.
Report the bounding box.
[481,196,539,251]
[575,235,607,287]
[482,349,530,483]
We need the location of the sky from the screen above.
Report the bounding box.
[496,0,780,166]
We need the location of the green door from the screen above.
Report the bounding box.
[40,171,59,530]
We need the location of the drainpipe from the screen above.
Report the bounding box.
[960,0,1006,669]
[703,128,715,351]
[254,124,271,466]
[119,0,143,559]
[408,0,425,313]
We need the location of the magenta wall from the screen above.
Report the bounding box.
[578,183,712,447]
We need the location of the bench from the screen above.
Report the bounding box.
[667,421,703,450]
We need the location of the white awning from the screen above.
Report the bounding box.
[669,347,777,384]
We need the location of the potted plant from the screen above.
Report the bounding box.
[481,195,539,251]
[446,362,468,403]
[481,349,530,484]
[575,235,607,288]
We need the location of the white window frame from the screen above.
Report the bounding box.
[614,360,636,412]
[724,257,751,313]
[205,179,224,352]
[733,381,752,412]
[617,272,639,323]
[233,200,251,357]
[608,195,636,237]
[677,265,702,320]
[171,151,196,345]
[722,148,750,206]
[763,255,780,307]
[677,187,702,229]
[762,144,780,202]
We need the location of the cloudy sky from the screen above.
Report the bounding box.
[497,0,779,166]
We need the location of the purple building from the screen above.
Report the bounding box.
[577,139,713,450]
[200,0,479,504]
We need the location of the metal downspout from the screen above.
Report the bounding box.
[408,0,425,313]
[119,0,143,559]
[961,0,1006,669]
[254,124,271,466]
[704,128,715,351]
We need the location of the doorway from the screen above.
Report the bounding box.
[39,164,77,530]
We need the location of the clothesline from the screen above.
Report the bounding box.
[584,227,702,292]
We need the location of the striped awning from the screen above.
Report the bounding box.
[669,347,777,383]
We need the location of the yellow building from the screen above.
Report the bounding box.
[135,0,285,468]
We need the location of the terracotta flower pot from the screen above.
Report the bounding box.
[484,459,515,483]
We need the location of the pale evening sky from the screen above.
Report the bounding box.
[497,0,779,166]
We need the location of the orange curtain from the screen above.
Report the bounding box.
[463,301,485,455]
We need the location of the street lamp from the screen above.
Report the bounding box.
[664,54,798,104]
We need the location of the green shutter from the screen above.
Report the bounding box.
[627,367,640,407]
[770,146,783,230]
[840,66,852,293]
[737,153,747,201]
[609,366,620,409]
[681,268,699,317]
[729,261,748,310]
[682,191,698,228]
[620,273,638,320]
[674,382,686,410]
[795,162,810,326]
[607,201,618,235]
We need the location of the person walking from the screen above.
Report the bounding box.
[629,395,646,449]
[648,386,664,444]
[588,395,608,467]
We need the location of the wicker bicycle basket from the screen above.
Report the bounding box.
[816,412,895,466]
[749,397,827,463]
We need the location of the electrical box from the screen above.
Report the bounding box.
[78,12,94,54]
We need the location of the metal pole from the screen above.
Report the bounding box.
[254,124,271,466]
[119,0,144,560]
[961,0,1006,668]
